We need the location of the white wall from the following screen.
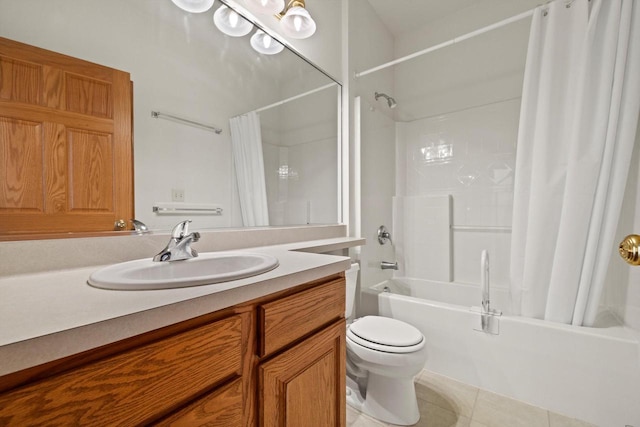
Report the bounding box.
[347,0,396,316]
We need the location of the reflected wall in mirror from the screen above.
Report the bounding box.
[0,0,340,237]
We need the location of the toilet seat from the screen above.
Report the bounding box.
[347,316,425,353]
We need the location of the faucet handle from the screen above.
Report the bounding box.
[171,220,192,239]
[377,225,392,245]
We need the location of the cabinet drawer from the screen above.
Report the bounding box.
[0,314,244,426]
[259,277,345,357]
[156,378,243,426]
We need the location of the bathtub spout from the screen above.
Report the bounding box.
[381,261,398,270]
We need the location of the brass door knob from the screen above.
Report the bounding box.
[114,219,127,231]
[619,234,640,266]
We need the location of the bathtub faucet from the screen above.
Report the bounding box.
[472,249,502,335]
[380,261,398,270]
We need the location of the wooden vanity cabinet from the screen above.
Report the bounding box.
[258,275,346,427]
[0,273,346,427]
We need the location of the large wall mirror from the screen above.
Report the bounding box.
[0,0,341,236]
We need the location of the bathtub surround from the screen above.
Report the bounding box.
[393,99,519,288]
[510,0,640,326]
[392,195,452,282]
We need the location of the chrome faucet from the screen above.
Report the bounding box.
[153,220,200,262]
[380,261,398,270]
[130,219,149,234]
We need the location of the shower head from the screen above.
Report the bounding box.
[375,92,397,109]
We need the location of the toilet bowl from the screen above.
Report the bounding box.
[344,264,427,425]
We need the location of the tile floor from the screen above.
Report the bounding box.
[346,370,598,427]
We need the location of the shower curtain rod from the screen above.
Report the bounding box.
[354,8,535,78]
[251,82,337,113]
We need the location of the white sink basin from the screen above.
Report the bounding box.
[88,252,279,290]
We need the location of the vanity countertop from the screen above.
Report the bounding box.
[0,237,364,377]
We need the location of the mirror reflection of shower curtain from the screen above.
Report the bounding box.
[510,0,640,326]
[230,112,270,226]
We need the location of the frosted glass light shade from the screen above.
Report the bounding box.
[171,0,215,13]
[213,5,253,37]
[250,30,284,55]
[248,0,285,15]
[280,6,316,39]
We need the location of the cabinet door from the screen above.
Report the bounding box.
[260,319,345,427]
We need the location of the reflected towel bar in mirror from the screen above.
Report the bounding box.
[153,203,223,215]
[151,111,223,134]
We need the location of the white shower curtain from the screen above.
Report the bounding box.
[510,0,640,325]
[230,112,270,227]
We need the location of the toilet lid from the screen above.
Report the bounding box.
[348,316,424,349]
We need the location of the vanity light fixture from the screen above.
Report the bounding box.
[250,0,285,15]
[169,0,288,55]
[171,0,215,13]
[248,0,316,39]
[213,5,253,37]
[278,0,316,39]
[250,30,285,55]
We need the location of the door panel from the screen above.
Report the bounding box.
[0,36,132,236]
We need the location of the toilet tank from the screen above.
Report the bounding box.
[345,263,359,319]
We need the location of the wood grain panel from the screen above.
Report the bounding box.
[65,73,112,118]
[67,129,113,211]
[0,314,244,426]
[0,117,43,211]
[0,36,132,237]
[259,277,345,357]
[260,319,346,427]
[285,351,335,426]
[110,69,133,226]
[43,65,64,109]
[0,103,113,133]
[156,378,243,427]
[44,122,67,213]
[0,55,41,104]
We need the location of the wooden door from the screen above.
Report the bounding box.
[260,320,346,427]
[0,37,133,237]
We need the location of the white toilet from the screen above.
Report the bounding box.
[345,263,427,425]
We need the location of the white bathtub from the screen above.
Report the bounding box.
[366,278,640,427]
